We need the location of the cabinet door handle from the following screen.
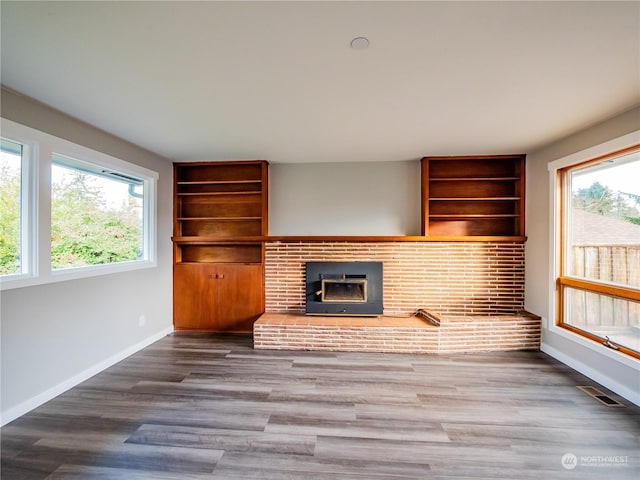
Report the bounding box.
[218,274,225,279]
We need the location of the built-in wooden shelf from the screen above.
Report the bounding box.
[177,188,262,197]
[429,214,519,218]
[173,236,267,244]
[177,217,263,221]
[421,155,526,238]
[173,160,268,332]
[430,196,521,200]
[429,177,520,181]
[176,180,261,185]
[174,235,527,243]
[265,235,526,243]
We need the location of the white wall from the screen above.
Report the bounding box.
[269,160,421,236]
[0,89,174,424]
[525,106,640,404]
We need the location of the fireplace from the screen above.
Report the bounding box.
[305,261,383,316]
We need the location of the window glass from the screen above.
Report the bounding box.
[0,138,24,275]
[559,147,640,357]
[564,287,639,354]
[51,154,144,270]
[567,151,640,287]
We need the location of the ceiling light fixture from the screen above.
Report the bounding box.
[350,37,369,49]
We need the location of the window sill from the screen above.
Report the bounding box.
[0,260,157,291]
[550,322,640,368]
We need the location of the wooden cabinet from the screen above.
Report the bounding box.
[173,160,268,332]
[421,155,525,238]
[173,263,264,331]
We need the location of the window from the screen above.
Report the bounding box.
[51,154,144,270]
[0,138,25,275]
[0,118,157,290]
[557,145,640,359]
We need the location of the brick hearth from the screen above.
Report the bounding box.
[254,312,541,354]
[256,241,541,353]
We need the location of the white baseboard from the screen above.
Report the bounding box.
[0,326,173,426]
[541,343,640,407]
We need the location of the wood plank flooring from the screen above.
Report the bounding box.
[2,333,639,479]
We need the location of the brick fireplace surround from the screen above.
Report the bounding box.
[254,241,541,354]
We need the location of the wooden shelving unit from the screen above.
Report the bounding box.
[173,160,268,332]
[421,155,525,238]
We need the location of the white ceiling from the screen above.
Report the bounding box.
[1,1,639,163]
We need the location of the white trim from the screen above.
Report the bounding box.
[0,118,159,291]
[548,321,640,369]
[143,174,158,265]
[1,259,157,290]
[541,343,640,407]
[0,326,173,426]
[22,141,37,276]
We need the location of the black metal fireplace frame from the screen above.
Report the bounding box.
[305,261,383,316]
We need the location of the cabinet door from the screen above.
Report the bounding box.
[173,263,217,330]
[214,264,264,332]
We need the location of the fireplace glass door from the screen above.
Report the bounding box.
[305,261,383,316]
[321,278,367,303]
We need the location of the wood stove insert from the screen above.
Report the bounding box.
[306,261,383,316]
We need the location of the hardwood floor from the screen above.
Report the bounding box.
[2,333,639,479]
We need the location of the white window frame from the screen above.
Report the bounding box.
[0,118,158,291]
[0,128,38,282]
[548,129,640,367]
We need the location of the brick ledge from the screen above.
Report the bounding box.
[253,312,541,354]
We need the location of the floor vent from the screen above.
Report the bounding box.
[577,386,624,407]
